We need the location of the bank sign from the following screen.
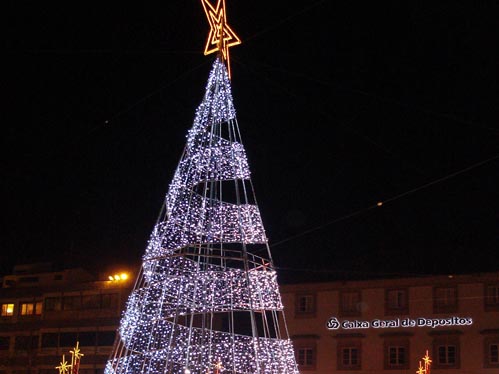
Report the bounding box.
[326,316,473,330]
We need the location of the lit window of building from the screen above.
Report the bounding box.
[1,303,14,317]
[20,301,42,316]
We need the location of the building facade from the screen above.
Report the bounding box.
[1,265,498,374]
[280,272,499,374]
[0,263,133,374]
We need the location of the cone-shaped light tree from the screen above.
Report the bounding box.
[105,2,299,373]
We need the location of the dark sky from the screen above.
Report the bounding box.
[3,2,498,281]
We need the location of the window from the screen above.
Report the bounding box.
[337,340,362,370]
[433,287,457,313]
[63,295,81,311]
[297,347,315,368]
[295,294,316,316]
[485,284,499,311]
[490,344,499,364]
[484,336,499,368]
[101,294,119,309]
[385,289,408,315]
[18,276,39,284]
[432,335,460,369]
[384,338,409,369]
[59,332,78,347]
[81,295,101,309]
[389,346,406,365]
[1,303,14,317]
[78,332,96,346]
[41,333,58,348]
[45,297,62,312]
[438,345,456,365]
[0,336,10,350]
[20,302,42,316]
[97,331,116,346]
[293,336,318,370]
[14,335,38,351]
[342,347,360,368]
[340,291,361,316]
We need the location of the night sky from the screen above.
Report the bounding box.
[3,2,498,282]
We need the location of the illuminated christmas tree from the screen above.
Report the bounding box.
[105,1,299,373]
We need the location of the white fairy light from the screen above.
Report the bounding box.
[106,58,299,374]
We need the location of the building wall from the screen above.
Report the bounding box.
[1,265,498,374]
[281,272,499,374]
[0,265,133,374]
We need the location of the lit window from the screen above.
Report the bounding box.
[434,287,457,313]
[20,302,42,316]
[1,303,14,316]
[296,294,315,315]
[297,347,315,367]
[340,291,361,316]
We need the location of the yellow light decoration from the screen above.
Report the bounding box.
[55,354,72,374]
[201,0,241,79]
[70,342,84,374]
[70,341,84,361]
[423,349,432,374]
[416,360,425,374]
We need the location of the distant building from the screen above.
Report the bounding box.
[280,272,499,374]
[0,263,134,374]
[1,264,498,374]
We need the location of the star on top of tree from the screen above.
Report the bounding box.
[201,0,241,78]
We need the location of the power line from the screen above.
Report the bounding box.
[269,153,499,250]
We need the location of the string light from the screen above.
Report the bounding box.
[106,58,299,374]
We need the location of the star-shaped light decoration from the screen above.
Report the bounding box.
[201,0,241,79]
[70,341,84,361]
[55,354,72,374]
[416,360,426,374]
[423,350,432,374]
[70,341,84,374]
